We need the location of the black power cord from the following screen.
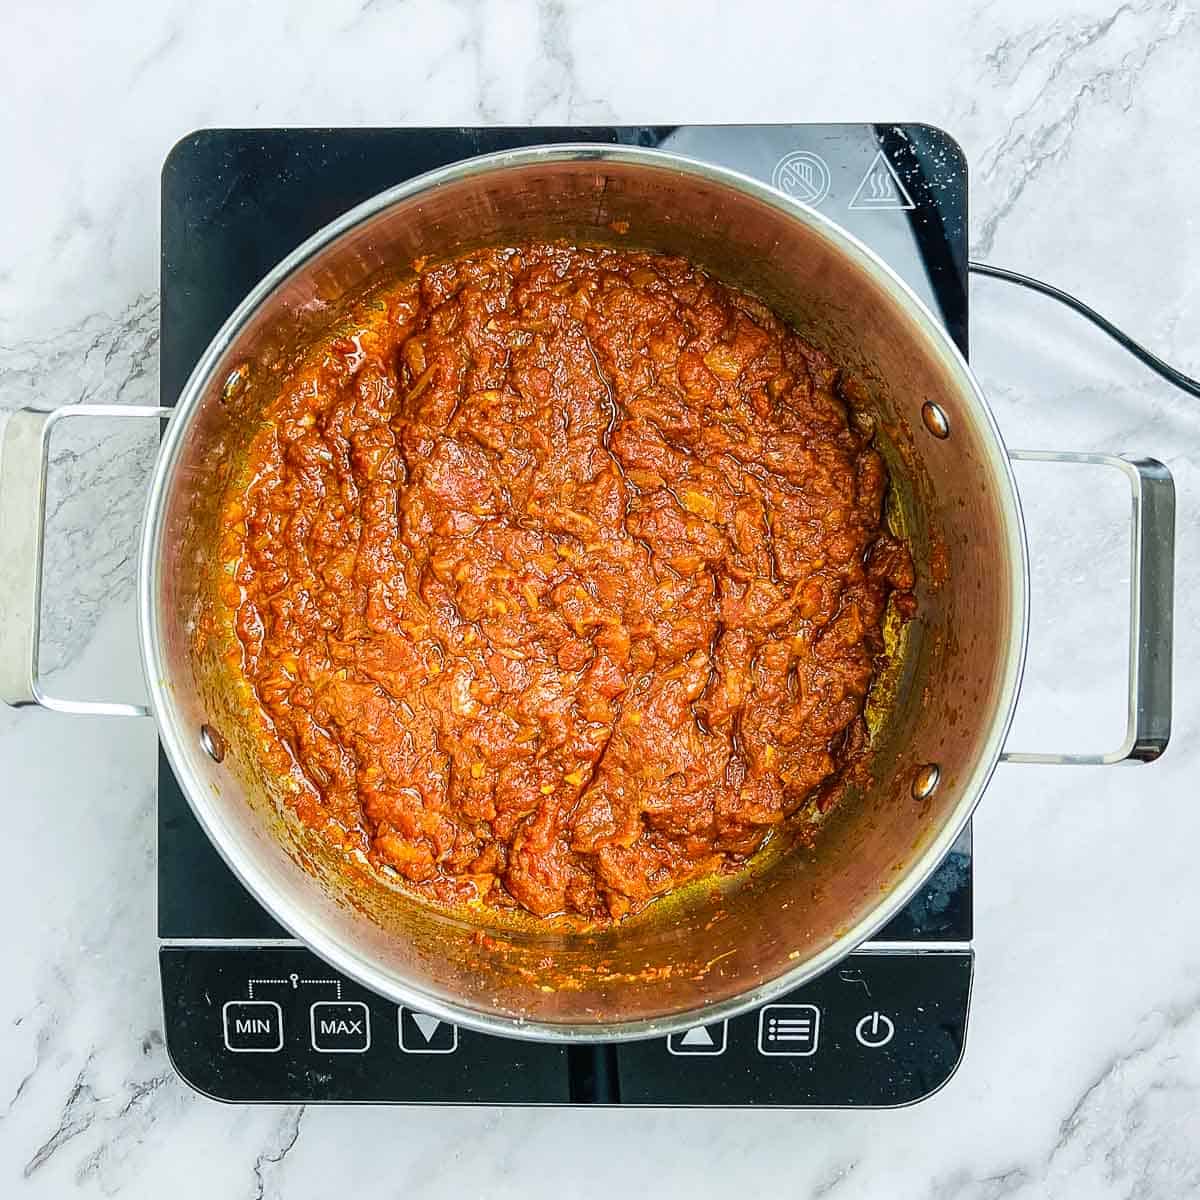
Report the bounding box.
[968,261,1200,400]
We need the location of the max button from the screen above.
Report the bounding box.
[310,1001,371,1052]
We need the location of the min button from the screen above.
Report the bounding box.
[223,1000,284,1053]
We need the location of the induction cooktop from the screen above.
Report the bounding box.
[159,124,972,1106]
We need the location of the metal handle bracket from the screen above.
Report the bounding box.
[1001,450,1174,765]
[0,404,171,717]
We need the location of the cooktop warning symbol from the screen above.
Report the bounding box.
[772,150,832,206]
[666,1020,728,1056]
[848,150,915,211]
[399,1007,458,1054]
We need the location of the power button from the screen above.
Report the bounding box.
[854,1011,895,1049]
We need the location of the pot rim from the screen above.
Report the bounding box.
[138,143,1029,1042]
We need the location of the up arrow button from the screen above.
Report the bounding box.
[666,1021,728,1056]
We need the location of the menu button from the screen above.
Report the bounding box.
[758,1004,820,1056]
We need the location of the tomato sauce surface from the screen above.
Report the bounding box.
[220,242,914,922]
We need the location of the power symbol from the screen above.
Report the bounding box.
[854,1011,895,1048]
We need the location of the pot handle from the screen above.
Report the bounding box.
[1000,450,1174,765]
[0,404,172,717]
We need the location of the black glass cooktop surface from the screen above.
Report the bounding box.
[159,124,971,1106]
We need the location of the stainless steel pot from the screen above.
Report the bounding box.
[0,145,1175,1041]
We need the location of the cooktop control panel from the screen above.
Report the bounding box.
[161,946,970,1106]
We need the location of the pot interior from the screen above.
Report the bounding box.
[144,148,1024,1037]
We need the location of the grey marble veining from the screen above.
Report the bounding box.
[1,296,160,674]
[2,1,1198,1196]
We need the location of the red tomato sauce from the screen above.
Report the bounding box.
[219,242,914,922]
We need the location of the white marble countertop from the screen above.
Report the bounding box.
[2,1,1198,1195]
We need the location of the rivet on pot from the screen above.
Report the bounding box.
[200,724,227,763]
[921,401,950,439]
[912,763,940,800]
